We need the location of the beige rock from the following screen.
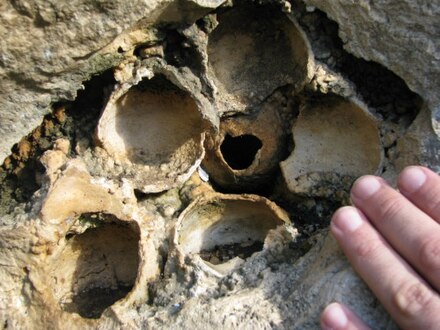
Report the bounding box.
[48,220,140,319]
[0,159,161,327]
[1,1,439,329]
[53,138,70,155]
[302,0,440,173]
[40,160,126,223]
[302,0,440,107]
[0,0,225,163]
[39,150,67,178]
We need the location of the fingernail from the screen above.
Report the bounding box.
[399,166,427,193]
[332,207,363,234]
[351,176,381,200]
[321,303,348,330]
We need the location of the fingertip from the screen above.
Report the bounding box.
[351,175,382,201]
[321,303,371,330]
[331,206,364,237]
[398,166,427,194]
[321,303,348,330]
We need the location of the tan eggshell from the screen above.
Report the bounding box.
[174,193,290,276]
[281,97,383,197]
[207,6,314,112]
[97,76,206,193]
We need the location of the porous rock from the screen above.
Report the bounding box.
[0,157,160,328]
[0,0,439,329]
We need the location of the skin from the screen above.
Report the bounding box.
[320,166,440,330]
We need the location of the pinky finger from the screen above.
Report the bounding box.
[321,302,370,330]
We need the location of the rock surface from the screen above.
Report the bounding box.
[0,0,223,163]
[302,0,440,106]
[0,0,439,329]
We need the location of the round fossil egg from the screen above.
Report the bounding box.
[96,75,207,193]
[281,96,384,197]
[49,214,140,319]
[207,5,313,112]
[203,97,289,191]
[174,193,290,276]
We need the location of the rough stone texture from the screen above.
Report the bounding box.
[206,5,313,112]
[203,93,290,191]
[0,0,223,163]
[0,157,161,328]
[0,0,439,329]
[175,193,291,276]
[163,233,395,329]
[96,66,209,193]
[302,0,440,105]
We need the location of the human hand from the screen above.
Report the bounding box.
[321,166,440,329]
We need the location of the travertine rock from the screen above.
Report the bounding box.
[207,5,313,112]
[0,0,439,329]
[162,232,395,329]
[203,93,290,190]
[302,0,440,106]
[0,158,160,328]
[97,69,210,193]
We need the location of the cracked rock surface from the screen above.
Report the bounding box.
[0,0,439,329]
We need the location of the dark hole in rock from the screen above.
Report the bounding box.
[220,134,263,170]
[199,241,264,265]
[64,233,75,240]
[64,285,133,319]
[52,215,140,319]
